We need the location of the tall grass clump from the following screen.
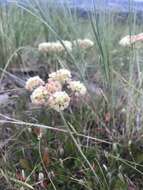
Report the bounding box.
[0,2,44,80]
[0,0,143,189]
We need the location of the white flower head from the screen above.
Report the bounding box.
[68,80,87,96]
[62,40,72,52]
[119,35,137,47]
[49,69,71,84]
[30,86,48,106]
[25,76,45,91]
[38,172,44,181]
[74,38,94,49]
[38,172,45,187]
[45,80,62,94]
[48,91,70,111]
[38,40,72,53]
[38,42,51,52]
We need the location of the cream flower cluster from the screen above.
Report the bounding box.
[49,69,71,84]
[30,86,48,106]
[48,91,70,111]
[38,38,94,53]
[68,80,87,96]
[25,76,45,91]
[73,39,94,49]
[38,41,72,53]
[119,33,143,47]
[45,80,62,94]
[25,69,87,111]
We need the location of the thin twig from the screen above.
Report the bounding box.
[0,119,112,145]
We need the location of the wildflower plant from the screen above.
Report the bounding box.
[38,40,72,54]
[37,38,94,78]
[119,33,143,47]
[1,1,143,190]
[25,69,87,111]
[73,38,94,50]
[38,39,94,54]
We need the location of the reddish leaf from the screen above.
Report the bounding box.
[16,170,26,182]
[105,112,111,123]
[43,148,50,167]
[33,127,43,139]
